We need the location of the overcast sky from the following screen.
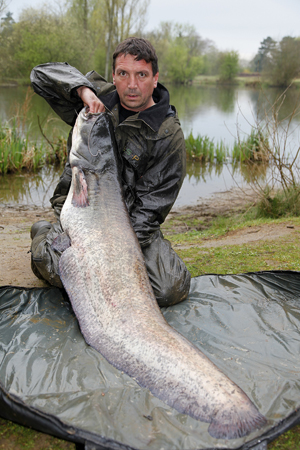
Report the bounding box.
[4,0,300,60]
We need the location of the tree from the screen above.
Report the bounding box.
[101,0,149,80]
[218,51,239,83]
[263,36,300,87]
[252,37,276,72]
[146,23,204,83]
[5,8,94,77]
[1,10,14,27]
[67,0,89,31]
[0,0,7,15]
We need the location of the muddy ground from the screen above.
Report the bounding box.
[0,187,298,287]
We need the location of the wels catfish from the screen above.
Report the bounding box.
[54,108,267,440]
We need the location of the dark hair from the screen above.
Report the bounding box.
[112,37,159,76]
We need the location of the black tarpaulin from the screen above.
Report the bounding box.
[0,271,300,450]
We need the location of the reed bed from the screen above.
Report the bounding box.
[0,121,68,175]
[232,129,270,163]
[0,87,68,175]
[185,130,269,164]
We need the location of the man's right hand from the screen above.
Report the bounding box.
[77,86,105,113]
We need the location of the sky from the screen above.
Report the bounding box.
[4,0,300,60]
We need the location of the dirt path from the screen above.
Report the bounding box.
[0,188,298,286]
[165,189,298,248]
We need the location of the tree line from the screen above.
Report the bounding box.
[0,0,240,84]
[251,36,300,87]
[0,0,299,86]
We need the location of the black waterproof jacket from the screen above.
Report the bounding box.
[30,62,186,247]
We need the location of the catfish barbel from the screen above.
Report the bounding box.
[53,108,267,440]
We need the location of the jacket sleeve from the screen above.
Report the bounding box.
[130,127,186,247]
[30,62,95,126]
[30,62,111,126]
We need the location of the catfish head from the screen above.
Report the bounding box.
[70,107,118,174]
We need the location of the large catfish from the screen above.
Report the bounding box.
[55,108,266,440]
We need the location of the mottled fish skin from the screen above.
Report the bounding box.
[59,108,267,440]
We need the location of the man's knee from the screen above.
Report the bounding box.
[142,231,191,308]
[154,272,191,307]
[30,220,63,288]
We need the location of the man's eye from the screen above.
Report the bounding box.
[139,73,146,78]
[119,71,126,76]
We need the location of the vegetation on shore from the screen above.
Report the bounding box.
[0,88,68,175]
[1,0,300,86]
[0,122,272,174]
[0,119,67,175]
[185,128,270,163]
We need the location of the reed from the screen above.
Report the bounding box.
[185,132,228,163]
[232,129,270,163]
[0,119,45,175]
[0,86,70,175]
[185,129,269,164]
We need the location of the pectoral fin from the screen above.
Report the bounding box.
[72,168,89,207]
[51,232,71,253]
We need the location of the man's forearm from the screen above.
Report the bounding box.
[30,62,97,125]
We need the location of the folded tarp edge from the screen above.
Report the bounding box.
[0,381,137,450]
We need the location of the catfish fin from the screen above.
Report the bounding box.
[72,168,89,207]
[51,232,71,253]
[208,405,267,439]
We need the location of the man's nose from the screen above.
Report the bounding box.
[128,74,137,89]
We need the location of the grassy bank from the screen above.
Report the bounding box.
[193,74,300,88]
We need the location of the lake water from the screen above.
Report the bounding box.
[0,83,299,208]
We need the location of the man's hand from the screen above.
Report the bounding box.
[77,86,105,113]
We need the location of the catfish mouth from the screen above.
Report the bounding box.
[70,108,117,176]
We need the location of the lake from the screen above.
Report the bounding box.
[0,83,299,208]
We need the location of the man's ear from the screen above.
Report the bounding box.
[154,72,159,88]
[112,72,115,85]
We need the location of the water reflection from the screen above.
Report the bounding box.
[185,160,225,182]
[0,165,61,207]
[0,161,268,209]
[175,160,270,207]
[232,161,268,184]
[0,86,71,141]
[1,84,299,147]
[253,88,300,123]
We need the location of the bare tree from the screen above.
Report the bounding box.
[103,0,149,80]
[67,0,89,31]
[0,0,8,16]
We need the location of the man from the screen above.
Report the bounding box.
[30,37,191,307]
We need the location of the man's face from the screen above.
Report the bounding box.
[113,54,159,112]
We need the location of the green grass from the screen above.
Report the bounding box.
[0,418,75,449]
[175,232,300,277]
[163,213,300,277]
[232,128,270,163]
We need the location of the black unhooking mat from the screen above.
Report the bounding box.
[1,271,300,450]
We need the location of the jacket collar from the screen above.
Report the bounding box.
[99,82,170,132]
